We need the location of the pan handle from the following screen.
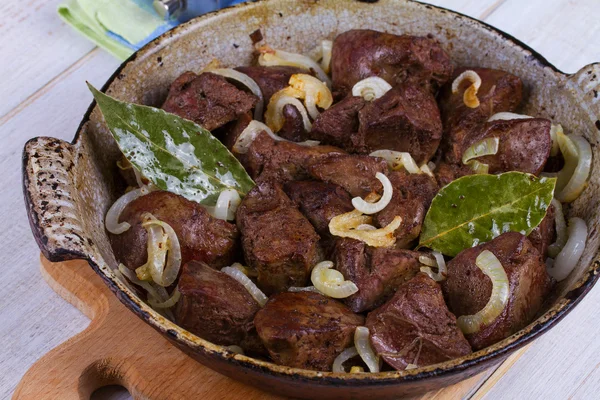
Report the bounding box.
[567,63,600,129]
[22,137,94,262]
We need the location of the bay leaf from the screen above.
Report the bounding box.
[88,84,255,205]
[419,172,556,257]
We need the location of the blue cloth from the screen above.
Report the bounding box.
[109,0,247,51]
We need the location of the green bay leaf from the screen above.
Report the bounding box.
[88,83,255,205]
[419,172,556,257]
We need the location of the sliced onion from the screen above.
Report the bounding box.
[457,250,509,334]
[352,172,393,214]
[546,217,587,281]
[470,160,490,175]
[548,199,567,258]
[258,46,331,87]
[105,187,150,234]
[206,68,264,121]
[488,112,533,122]
[354,327,380,373]
[452,70,481,108]
[142,215,182,287]
[265,87,312,132]
[405,364,418,370]
[329,210,402,247]
[320,40,333,73]
[419,251,447,282]
[232,119,320,154]
[212,189,241,221]
[420,163,434,178]
[289,73,333,119]
[462,137,500,164]
[356,224,377,231]
[352,77,392,101]
[332,346,359,373]
[142,213,181,287]
[148,288,181,309]
[222,266,268,306]
[369,150,421,174]
[311,261,358,299]
[225,345,245,355]
[142,218,168,285]
[555,134,592,202]
[549,124,562,156]
[288,285,323,294]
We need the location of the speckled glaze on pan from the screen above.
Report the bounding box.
[22,0,600,398]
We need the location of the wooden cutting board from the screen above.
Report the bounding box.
[12,256,528,400]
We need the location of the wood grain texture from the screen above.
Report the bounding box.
[1,0,600,399]
[0,0,97,118]
[13,256,285,400]
[13,256,497,400]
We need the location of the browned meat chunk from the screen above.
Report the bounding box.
[374,170,439,248]
[367,273,472,370]
[235,65,308,104]
[310,96,367,152]
[245,131,345,183]
[254,292,365,371]
[175,261,264,355]
[278,104,308,142]
[434,162,474,187]
[236,180,322,294]
[284,181,354,236]
[334,238,422,312]
[111,191,239,271]
[162,72,257,131]
[331,30,453,97]
[443,232,553,350]
[358,81,443,163]
[220,111,252,150]
[307,154,388,197]
[463,118,552,175]
[528,203,556,258]
[439,67,523,164]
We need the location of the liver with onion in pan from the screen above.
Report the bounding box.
[98,26,590,376]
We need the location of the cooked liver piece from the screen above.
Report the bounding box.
[307,154,388,197]
[434,162,474,187]
[334,238,422,312]
[278,104,308,142]
[111,191,239,271]
[221,111,252,150]
[358,81,443,163]
[284,181,354,236]
[245,131,345,183]
[162,72,257,131]
[310,95,368,152]
[236,180,322,294]
[331,29,453,97]
[175,261,264,355]
[439,67,523,164]
[367,273,472,370]
[443,232,553,350]
[464,118,552,175]
[254,292,364,371]
[235,65,308,104]
[373,170,439,248]
[528,203,556,259]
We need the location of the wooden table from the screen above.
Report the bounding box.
[1,0,599,399]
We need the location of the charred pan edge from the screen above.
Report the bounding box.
[23,0,600,388]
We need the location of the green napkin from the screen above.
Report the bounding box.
[58,0,164,60]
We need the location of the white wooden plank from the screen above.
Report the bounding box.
[0,49,120,399]
[0,0,97,118]
[484,0,600,73]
